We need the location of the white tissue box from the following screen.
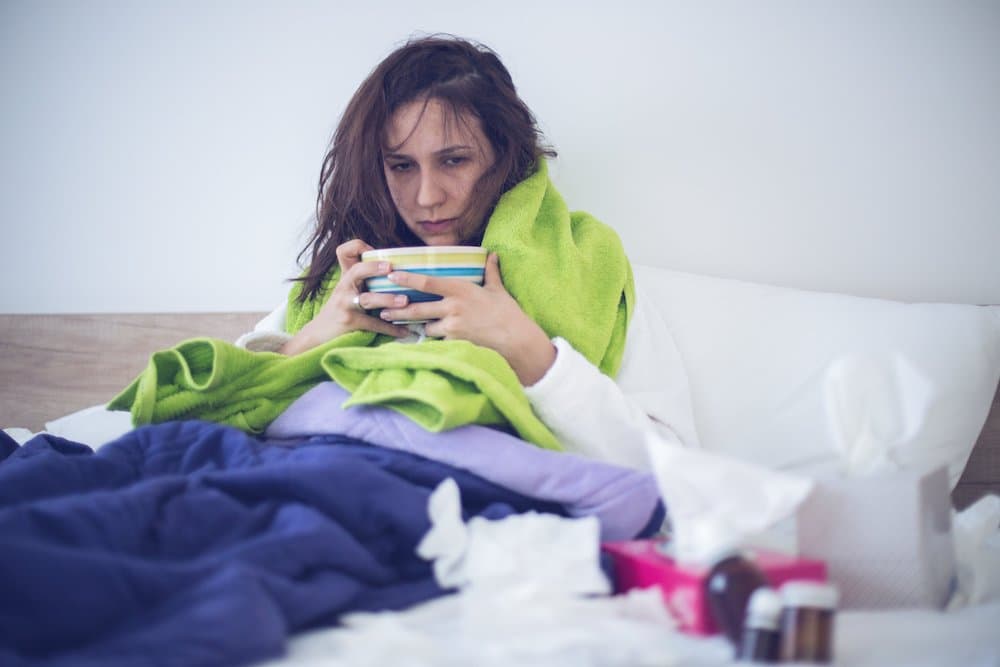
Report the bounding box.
[796,464,956,610]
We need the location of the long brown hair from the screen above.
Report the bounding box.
[294,34,555,303]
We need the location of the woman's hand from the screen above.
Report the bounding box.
[377,252,557,385]
[280,239,411,355]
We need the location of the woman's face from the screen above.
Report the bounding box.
[382,98,496,246]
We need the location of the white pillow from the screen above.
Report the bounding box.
[44,404,132,450]
[635,265,1000,488]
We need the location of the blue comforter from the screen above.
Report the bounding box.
[0,421,577,666]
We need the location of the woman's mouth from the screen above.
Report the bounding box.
[418,218,457,234]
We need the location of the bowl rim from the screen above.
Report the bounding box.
[361,245,487,260]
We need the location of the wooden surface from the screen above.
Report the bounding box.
[0,313,264,431]
[1,311,998,510]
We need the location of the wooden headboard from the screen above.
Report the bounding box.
[0,313,264,432]
[954,384,1000,510]
[1,313,998,509]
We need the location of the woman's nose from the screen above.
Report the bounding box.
[416,170,446,209]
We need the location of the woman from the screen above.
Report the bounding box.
[238,35,699,469]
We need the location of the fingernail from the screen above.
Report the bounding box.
[380,311,392,320]
[393,295,407,306]
[387,272,398,282]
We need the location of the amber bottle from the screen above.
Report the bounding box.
[704,550,768,646]
[779,581,839,663]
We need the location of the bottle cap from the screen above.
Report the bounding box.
[780,581,839,609]
[744,587,782,630]
[706,545,743,567]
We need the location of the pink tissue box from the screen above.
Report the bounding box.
[602,539,827,635]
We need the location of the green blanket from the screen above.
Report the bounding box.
[109,161,634,450]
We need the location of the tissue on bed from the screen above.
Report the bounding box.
[950,494,1000,607]
[417,478,610,596]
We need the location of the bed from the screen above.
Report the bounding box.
[2,265,999,666]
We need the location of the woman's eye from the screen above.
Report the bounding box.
[444,156,467,167]
[389,162,412,172]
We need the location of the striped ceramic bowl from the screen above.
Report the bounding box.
[361,246,487,322]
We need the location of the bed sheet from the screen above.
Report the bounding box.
[257,599,1000,666]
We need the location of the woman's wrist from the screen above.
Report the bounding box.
[280,322,322,356]
[504,320,557,386]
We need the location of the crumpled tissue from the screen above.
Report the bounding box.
[948,494,1000,609]
[416,477,609,595]
[824,352,935,477]
[268,478,730,666]
[645,432,814,565]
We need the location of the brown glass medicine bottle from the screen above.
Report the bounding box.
[779,581,839,663]
[704,550,768,646]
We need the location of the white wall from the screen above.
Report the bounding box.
[2,0,998,313]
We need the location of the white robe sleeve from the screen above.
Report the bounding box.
[234,302,292,352]
[523,278,701,471]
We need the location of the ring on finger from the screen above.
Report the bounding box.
[351,294,364,312]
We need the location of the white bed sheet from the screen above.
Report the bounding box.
[250,487,1000,667]
[255,591,1000,667]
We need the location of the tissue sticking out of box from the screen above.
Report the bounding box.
[824,352,934,477]
[645,433,814,567]
[812,354,957,609]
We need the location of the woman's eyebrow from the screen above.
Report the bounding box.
[435,144,474,155]
[383,144,474,160]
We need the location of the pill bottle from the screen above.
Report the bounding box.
[779,581,839,663]
[704,549,768,646]
[736,587,782,663]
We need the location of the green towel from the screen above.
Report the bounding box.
[109,160,634,449]
[108,337,339,433]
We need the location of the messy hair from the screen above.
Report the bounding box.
[294,34,555,302]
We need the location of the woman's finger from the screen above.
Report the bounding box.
[357,292,409,312]
[341,292,410,336]
[342,258,393,291]
[362,314,412,338]
[482,253,503,289]
[335,239,375,272]
[379,301,440,324]
[387,270,471,298]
